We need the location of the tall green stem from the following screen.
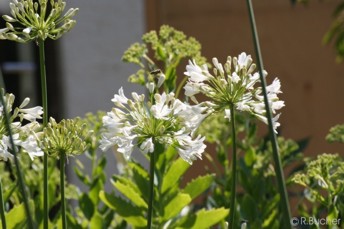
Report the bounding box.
[245,1,292,228]
[229,103,237,229]
[0,179,7,229]
[147,150,155,229]
[60,152,67,229]
[38,39,49,229]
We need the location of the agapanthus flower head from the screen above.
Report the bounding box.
[100,87,209,164]
[184,52,285,132]
[0,0,78,42]
[0,93,44,161]
[40,117,89,158]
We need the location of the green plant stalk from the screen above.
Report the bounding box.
[60,151,67,229]
[147,149,155,229]
[245,0,292,227]
[0,179,6,229]
[229,103,237,229]
[38,39,49,229]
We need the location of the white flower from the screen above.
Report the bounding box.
[140,137,154,154]
[111,87,128,107]
[184,52,285,133]
[151,93,173,120]
[19,135,44,160]
[101,88,208,164]
[0,134,20,161]
[175,134,206,164]
[18,106,43,122]
[0,93,44,161]
[184,60,210,82]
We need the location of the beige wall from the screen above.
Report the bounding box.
[146,0,344,158]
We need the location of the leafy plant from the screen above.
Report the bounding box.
[100,146,228,228]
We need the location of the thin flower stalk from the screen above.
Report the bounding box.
[245,0,291,227]
[147,148,155,229]
[0,179,6,229]
[60,151,67,229]
[38,38,49,229]
[229,103,237,228]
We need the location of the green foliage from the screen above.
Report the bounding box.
[323,2,344,63]
[100,146,228,228]
[69,112,115,228]
[122,25,206,93]
[0,200,34,229]
[292,153,344,225]
[326,124,344,143]
[200,114,306,228]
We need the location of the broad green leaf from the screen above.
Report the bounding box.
[240,194,258,222]
[131,165,149,198]
[90,211,103,228]
[244,146,256,166]
[99,191,146,227]
[163,193,191,220]
[80,193,95,220]
[4,201,32,229]
[183,174,214,200]
[89,177,104,205]
[176,208,229,229]
[161,158,190,194]
[74,166,91,186]
[128,162,149,178]
[113,181,147,208]
[156,146,177,171]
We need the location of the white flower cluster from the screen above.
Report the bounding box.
[0,93,43,161]
[0,0,78,42]
[184,52,285,132]
[100,87,209,164]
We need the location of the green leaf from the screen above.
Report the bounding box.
[4,202,31,229]
[240,194,258,222]
[161,158,190,194]
[99,191,146,227]
[156,146,177,171]
[90,211,104,228]
[89,177,104,205]
[163,193,191,220]
[80,193,95,220]
[244,146,256,166]
[113,180,147,208]
[131,164,149,198]
[183,174,215,200]
[176,208,229,229]
[74,166,91,186]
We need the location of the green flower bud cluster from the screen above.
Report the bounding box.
[40,117,89,158]
[326,124,344,143]
[122,25,206,92]
[0,0,78,42]
[292,153,344,208]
